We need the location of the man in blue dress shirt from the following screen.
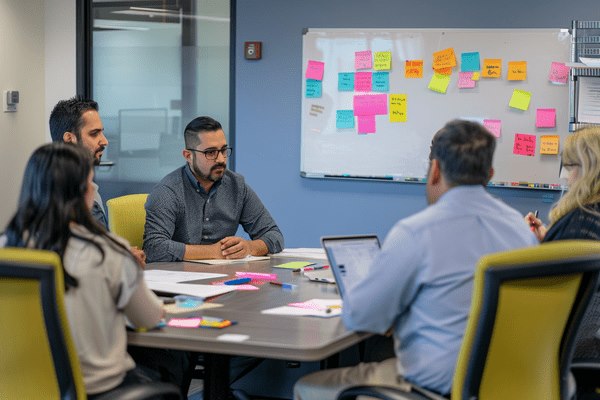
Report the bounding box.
[294,120,538,399]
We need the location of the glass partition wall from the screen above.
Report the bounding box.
[79,0,232,197]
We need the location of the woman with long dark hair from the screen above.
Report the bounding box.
[3,142,164,397]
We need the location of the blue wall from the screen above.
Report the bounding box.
[234,0,599,247]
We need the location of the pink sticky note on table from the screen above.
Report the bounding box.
[306,60,324,81]
[355,50,372,70]
[536,108,556,128]
[549,62,569,84]
[357,115,376,134]
[513,133,537,156]
[354,72,372,92]
[458,72,476,88]
[168,318,202,328]
[483,119,502,138]
[353,94,387,116]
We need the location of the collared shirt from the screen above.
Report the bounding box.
[143,165,284,263]
[342,185,538,394]
[91,181,108,229]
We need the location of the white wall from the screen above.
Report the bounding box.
[0,0,76,229]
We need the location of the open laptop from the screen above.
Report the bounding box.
[319,234,381,298]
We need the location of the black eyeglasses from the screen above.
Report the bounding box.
[186,147,233,160]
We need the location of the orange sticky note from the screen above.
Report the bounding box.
[405,60,423,78]
[507,61,527,81]
[540,135,560,155]
[389,94,407,122]
[482,59,502,78]
[433,67,453,76]
[433,48,457,69]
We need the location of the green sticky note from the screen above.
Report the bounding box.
[428,73,451,94]
[273,261,315,270]
[509,89,532,111]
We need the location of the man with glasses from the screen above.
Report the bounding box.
[144,116,284,262]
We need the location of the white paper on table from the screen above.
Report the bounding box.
[146,281,235,299]
[144,270,227,283]
[271,248,327,261]
[184,255,270,265]
[261,298,342,318]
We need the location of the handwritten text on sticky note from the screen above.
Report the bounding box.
[306,60,325,81]
[372,72,389,92]
[374,51,392,70]
[305,80,322,98]
[389,94,407,122]
[507,61,527,81]
[357,115,376,134]
[428,73,451,94]
[482,59,502,78]
[336,110,355,129]
[549,62,569,84]
[355,50,372,70]
[433,48,457,69]
[513,133,537,156]
[405,60,423,78]
[354,94,388,116]
[483,119,502,138]
[354,72,372,92]
[540,135,560,155]
[338,72,354,91]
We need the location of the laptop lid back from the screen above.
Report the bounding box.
[321,235,380,299]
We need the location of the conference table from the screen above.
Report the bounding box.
[127,256,369,400]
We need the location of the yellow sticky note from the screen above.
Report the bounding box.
[509,89,532,110]
[482,58,502,78]
[428,73,451,94]
[390,94,407,122]
[374,51,392,70]
[540,135,560,155]
[471,71,480,81]
[405,60,423,78]
[507,61,527,81]
[433,48,457,69]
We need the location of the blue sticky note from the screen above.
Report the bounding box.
[372,71,389,92]
[338,72,355,91]
[461,52,480,72]
[336,110,355,129]
[306,79,322,98]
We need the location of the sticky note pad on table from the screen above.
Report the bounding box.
[273,261,315,270]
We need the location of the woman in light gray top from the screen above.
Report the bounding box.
[3,143,163,396]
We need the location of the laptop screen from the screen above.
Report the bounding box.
[321,235,380,299]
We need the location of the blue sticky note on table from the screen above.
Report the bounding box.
[336,110,355,129]
[461,52,480,72]
[306,79,322,98]
[372,71,389,92]
[338,72,355,91]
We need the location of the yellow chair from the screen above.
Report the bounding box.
[106,193,149,248]
[337,240,600,400]
[0,247,181,399]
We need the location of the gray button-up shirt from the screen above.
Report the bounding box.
[143,165,284,262]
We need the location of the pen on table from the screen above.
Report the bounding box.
[269,281,298,290]
[302,265,329,272]
[224,277,252,285]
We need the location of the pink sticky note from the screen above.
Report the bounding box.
[354,72,372,92]
[458,72,476,88]
[306,60,324,81]
[355,50,373,70]
[353,94,388,116]
[168,318,202,328]
[483,119,502,138]
[536,108,556,128]
[549,62,569,84]
[513,133,537,156]
[357,115,376,134]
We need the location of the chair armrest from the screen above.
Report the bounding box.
[94,382,182,400]
[337,385,429,400]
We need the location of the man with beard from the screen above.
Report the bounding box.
[144,116,284,262]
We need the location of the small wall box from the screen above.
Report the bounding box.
[244,41,262,59]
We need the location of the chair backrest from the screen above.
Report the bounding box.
[0,248,86,399]
[452,240,600,400]
[106,193,149,248]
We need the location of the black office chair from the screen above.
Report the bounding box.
[0,247,181,399]
[337,240,600,400]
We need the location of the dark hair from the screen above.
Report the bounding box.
[184,116,223,148]
[4,143,130,289]
[430,119,495,186]
[49,97,99,142]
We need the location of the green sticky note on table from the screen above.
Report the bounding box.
[273,261,315,270]
[509,89,532,111]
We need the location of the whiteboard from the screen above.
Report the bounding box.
[301,28,571,189]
